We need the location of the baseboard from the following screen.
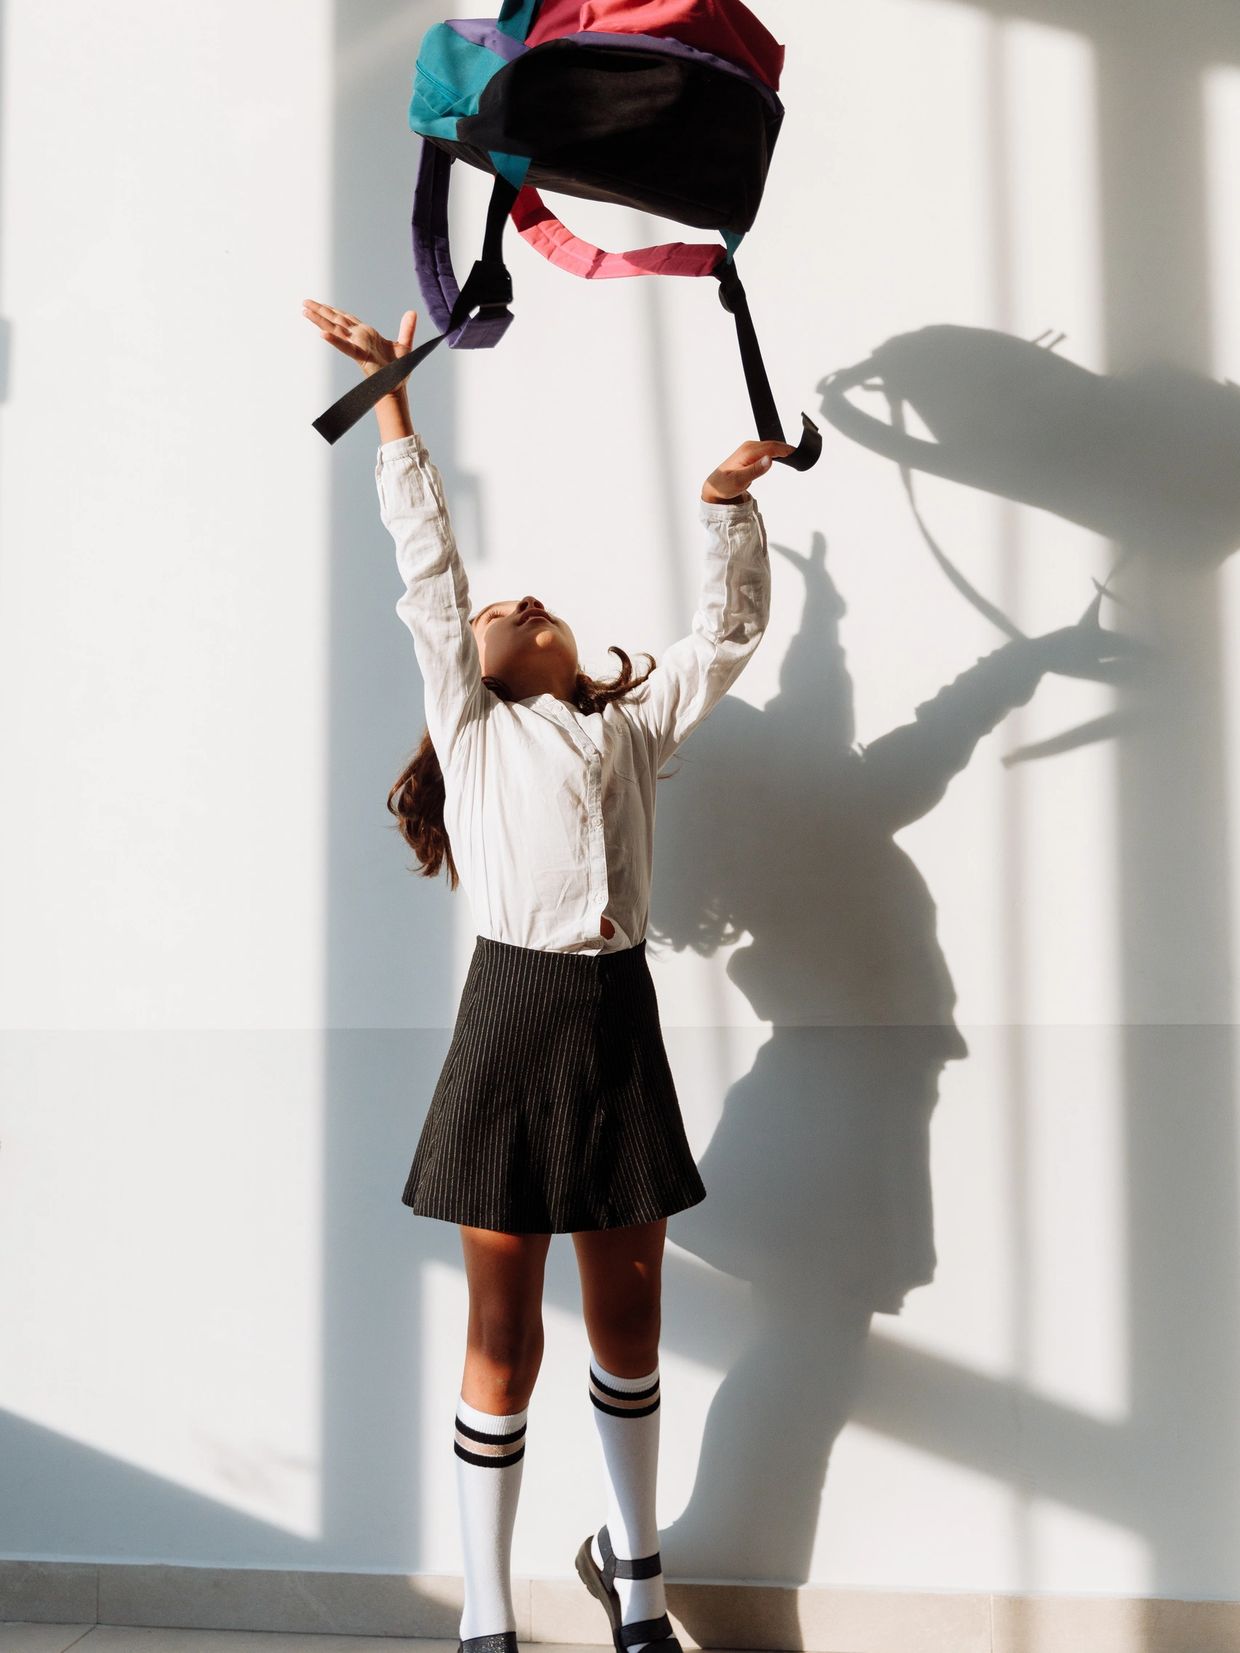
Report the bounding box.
[2,1560,1238,1652]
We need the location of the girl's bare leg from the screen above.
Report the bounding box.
[573,1220,671,1651]
[460,1224,552,1411]
[573,1218,666,1375]
[454,1225,551,1646]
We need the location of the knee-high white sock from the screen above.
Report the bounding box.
[588,1359,667,1647]
[455,1395,527,1641]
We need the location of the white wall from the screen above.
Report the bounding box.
[3,0,1240,1602]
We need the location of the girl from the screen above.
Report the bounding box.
[303,299,790,1653]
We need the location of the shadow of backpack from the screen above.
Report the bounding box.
[814,323,1240,769]
[820,325,1240,574]
[313,0,821,470]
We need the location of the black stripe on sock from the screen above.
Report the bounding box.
[590,1394,661,1419]
[455,1416,527,1447]
[590,1372,660,1403]
[454,1441,527,1469]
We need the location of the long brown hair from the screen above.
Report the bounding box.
[387,646,655,886]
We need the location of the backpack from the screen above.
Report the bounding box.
[313,0,821,469]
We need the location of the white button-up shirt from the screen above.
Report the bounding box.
[376,433,770,954]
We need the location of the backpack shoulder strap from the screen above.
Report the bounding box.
[413,144,516,349]
[511,186,727,279]
[313,169,518,444]
[715,259,821,470]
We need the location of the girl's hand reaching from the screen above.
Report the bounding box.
[302,300,418,376]
[702,439,797,505]
[303,300,417,442]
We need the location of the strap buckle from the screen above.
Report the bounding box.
[459,258,514,316]
[715,259,743,315]
[447,259,516,348]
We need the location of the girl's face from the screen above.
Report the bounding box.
[470,594,579,696]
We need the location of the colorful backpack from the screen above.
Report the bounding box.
[314,0,821,469]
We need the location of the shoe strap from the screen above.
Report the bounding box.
[599,1524,664,1583]
[619,1615,677,1649]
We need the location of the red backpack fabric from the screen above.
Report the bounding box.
[525,0,785,89]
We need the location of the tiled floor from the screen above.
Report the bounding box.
[1,1634,612,1653]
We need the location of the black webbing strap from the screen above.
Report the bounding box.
[598,1524,663,1581]
[312,173,519,444]
[716,259,821,472]
[614,1553,664,1580]
[619,1615,677,1649]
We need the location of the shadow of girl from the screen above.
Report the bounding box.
[647,531,1057,1604]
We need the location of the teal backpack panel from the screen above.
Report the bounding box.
[409,23,507,138]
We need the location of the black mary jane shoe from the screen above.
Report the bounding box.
[458,1635,520,1653]
[574,1524,684,1653]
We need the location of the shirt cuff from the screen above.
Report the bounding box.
[698,495,760,525]
[376,433,428,465]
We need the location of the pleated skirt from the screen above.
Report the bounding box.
[401,935,706,1233]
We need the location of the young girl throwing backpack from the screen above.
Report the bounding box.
[303,297,790,1653]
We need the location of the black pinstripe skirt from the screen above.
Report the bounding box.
[401,935,706,1234]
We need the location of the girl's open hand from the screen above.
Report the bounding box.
[701,439,797,504]
[302,300,417,377]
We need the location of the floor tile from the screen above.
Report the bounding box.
[0,1629,95,1653]
[74,1636,610,1653]
[95,1570,475,1642]
[992,1593,1240,1653]
[0,1567,96,1626]
[78,1635,456,1652]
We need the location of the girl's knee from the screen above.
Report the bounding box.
[468,1305,545,1391]
[588,1302,661,1374]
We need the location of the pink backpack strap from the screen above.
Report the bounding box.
[511,186,726,279]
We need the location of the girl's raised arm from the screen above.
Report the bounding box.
[304,302,485,758]
[632,440,791,765]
